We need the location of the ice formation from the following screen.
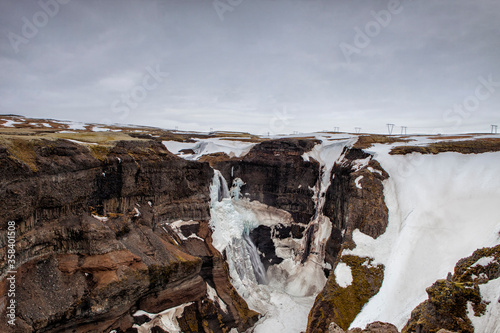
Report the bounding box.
[208,134,500,332]
[209,137,354,332]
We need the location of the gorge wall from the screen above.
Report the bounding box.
[1,127,500,333]
[0,138,258,332]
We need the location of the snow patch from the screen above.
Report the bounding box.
[162,141,196,155]
[133,207,141,217]
[206,283,228,313]
[92,126,110,132]
[355,175,364,189]
[467,277,500,333]
[348,149,500,330]
[65,139,98,145]
[352,157,371,171]
[91,214,108,222]
[188,234,205,242]
[1,120,21,127]
[65,122,87,130]
[334,262,353,288]
[163,138,256,160]
[471,256,496,268]
[133,303,193,333]
[367,166,383,176]
[169,220,198,241]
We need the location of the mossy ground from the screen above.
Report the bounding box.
[390,138,500,155]
[403,245,500,333]
[307,255,384,332]
[148,257,202,288]
[0,137,39,172]
[353,135,413,149]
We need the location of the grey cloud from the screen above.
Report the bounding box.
[0,0,499,134]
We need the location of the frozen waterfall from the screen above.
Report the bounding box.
[208,138,354,333]
[227,234,268,285]
[213,170,230,201]
[210,170,266,285]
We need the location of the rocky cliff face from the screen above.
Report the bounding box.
[2,125,498,333]
[403,244,500,333]
[307,147,390,332]
[207,138,392,332]
[213,138,320,225]
[0,138,258,332]
[172,136,393,332]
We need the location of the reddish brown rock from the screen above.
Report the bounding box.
[0,138,256,333]
[348,321,399,333]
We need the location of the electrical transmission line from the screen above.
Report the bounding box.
[387,123,395,135]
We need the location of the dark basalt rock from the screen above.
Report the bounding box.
[348,321,399,332]
[133,315,151,326]
[323,157,389,264]
[213,138,321,224]
[0,138,257,333]
[273,223,306,239]
[308,149,391,332]
[402,244,500,333]
[250,225,283,270]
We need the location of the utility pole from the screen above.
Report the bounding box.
[401,126,407,135]
[333,127,340,133]
[355,127,361,134]
[387,123,395,135]
[491,125,498,134]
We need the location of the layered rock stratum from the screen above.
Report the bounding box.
[1,115,499,333]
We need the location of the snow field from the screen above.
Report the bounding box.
[346,144,500,330]
[163,138,257,160]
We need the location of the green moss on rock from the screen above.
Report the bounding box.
[148,258,201,288]
[403,280,480,333]
[403,245,500,333]
[307,255,384,332]
[390,138,500,155]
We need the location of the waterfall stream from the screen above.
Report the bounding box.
[217,171,230,201]
[208,140,352,332]
[210,170,267,285]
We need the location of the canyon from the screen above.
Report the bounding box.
[0,116,499,332]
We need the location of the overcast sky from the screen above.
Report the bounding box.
[1,0,499,135]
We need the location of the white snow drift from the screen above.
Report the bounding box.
[346,142,500,330]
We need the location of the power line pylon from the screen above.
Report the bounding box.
[387,123,395,135]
